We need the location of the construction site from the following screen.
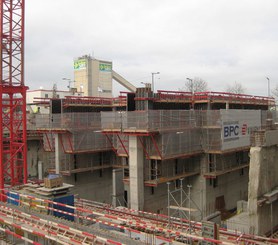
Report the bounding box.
[1,1,278,244]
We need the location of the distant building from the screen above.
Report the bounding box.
[74,55,113,97]
[27,88,83,114]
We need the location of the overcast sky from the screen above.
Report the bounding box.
[25,0,278,96]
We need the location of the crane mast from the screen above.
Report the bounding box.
[0,0,27,194]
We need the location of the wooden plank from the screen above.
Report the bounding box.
[144,171,200,186]
[169,205,198,212]
[37,183,73,192]
[203,164,249,178]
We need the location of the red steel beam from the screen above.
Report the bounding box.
[0,0,27,193]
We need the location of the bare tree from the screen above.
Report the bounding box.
[272,84,278,98]
[226,82,246,94]
[181,77,208,93]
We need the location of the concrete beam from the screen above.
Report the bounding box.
[112,70,136,92]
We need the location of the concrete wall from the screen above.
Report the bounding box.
[248,145,278,235]
[27,139,51,178]
[64,169,113,203]
[204,171,248,213]
[200,153,249,217]
[112,169,125,207]
[142,175,203,220]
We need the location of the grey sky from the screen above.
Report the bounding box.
[25,0,278,96]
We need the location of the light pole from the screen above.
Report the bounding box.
[151,72,160,92]
[266,77,270,97]
[186,77,193,93]
[62,78,73,90]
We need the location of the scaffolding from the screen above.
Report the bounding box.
[146,129,203,159]
[36,112,101,130]
[35,112,112,153]
[101,110,201,132]
[102,109,269,156]
[194,91,274,106]
[203,152,250,178]
[47,152,114,175]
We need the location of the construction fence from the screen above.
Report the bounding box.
[61,131,112,153]
[35,112,101,130]
[102,110,272,154]
[101,110,201,132]
[27,110,277,157]
[146,129,203,158]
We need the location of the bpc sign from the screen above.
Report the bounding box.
[223,121,240,142]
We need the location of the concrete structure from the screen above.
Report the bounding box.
[226,130,278,236]
[74,55,113,97]
[248,130,278,235]
[25,89,277,237]
[73,55,136,97]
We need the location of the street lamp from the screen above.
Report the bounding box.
[151,72,160,92]
[62,78,73,89]
[186,77,193,93]
[266,77,270,97]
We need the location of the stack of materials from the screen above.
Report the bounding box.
[8,177,75,221]
[44,174,63,188]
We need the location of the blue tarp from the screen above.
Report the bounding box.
[7,192,19,206]
[53,195,74,221]
[47,174,60,179]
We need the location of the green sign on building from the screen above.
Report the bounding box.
[99,63,112,72]
[74,59,87,70]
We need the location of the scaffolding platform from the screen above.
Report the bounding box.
[48,164,113,176]
[144,171,200,187]
[23,183,73,196]
[203,163,249,178]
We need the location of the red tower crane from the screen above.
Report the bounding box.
[0,0,27,193]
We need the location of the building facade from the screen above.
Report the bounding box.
[74,55,113,97]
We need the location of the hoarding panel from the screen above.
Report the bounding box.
[221,110,261,151]
[53,195,74,221]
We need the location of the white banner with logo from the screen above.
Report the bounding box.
[221,110,261,151]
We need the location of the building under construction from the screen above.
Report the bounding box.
[23,88,278,240]
[1,1,278,243]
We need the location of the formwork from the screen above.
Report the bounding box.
[101,110,201,132]
[35,112,112,153]
[115,134,129,156]
[146,129,203,159]
[36,112,101,130]
[101,110,270,158]
[60,131,112,153]
[43,132,55,151]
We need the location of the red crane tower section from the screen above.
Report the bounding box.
[0,0,27,192]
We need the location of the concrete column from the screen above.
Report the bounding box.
[54,133,61,174]
[38,161,43,180]
[200,154,209,217]
[207,101,211,110]
[112,168,124,207]
[129,136,144,210]
[225,102,229,110]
